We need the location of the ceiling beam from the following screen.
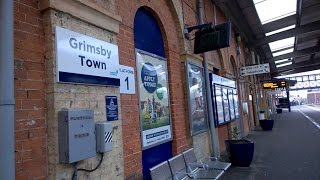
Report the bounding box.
[294,0,303,51]
[269,46,320,61]
[254,20,320,47]
[271,46,295,54]
[277,58,320,72]
[274,60,293,67]
[271,64,320,77]
[296,0,303,26]
[262,15,296,33]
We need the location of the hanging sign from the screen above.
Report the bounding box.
[262,81,286,89]
[119,65,135,94]
[55,26,120,86]
[240,63,270,76]
[136,50,172,149]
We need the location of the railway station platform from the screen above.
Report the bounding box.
[221,106,320,180]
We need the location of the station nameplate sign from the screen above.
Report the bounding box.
[56,26,120,86]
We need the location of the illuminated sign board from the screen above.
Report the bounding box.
[262,81,286,89]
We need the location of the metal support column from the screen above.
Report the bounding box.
[198,0,219,157]
[286,85,291,112]
[0,0,15,179]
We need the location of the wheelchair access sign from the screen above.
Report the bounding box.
[106,96,118,121]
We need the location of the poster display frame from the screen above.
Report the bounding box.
[135,49,173,150]
[185,61,209,136]
[210,73,238,126]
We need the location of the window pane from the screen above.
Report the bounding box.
[269,37,295,52]
[255,0,297,24]
[309,75,315,81]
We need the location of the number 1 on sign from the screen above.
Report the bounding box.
[125,76,129,90]
[119,65,135,94]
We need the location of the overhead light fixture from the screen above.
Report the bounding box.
[265,25,295,36]
[275,59,290,64]
[276,62,292,68]
[272,48,294,57]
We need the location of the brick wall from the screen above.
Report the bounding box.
[117,23,142,178]
[181,0,250,156]
[42,7,124,179]
[217,124,229,153]
[12,0,251,179]
[117,0,190,178]
[14,0,47,179]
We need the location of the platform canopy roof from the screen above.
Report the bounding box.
[215,0,320,77]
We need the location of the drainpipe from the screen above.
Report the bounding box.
[251,52,260,125]
[0,0,15,180]
[198,0,219,157]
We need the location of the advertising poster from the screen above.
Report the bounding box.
[228,89,235,120]
[136,50,172,149]
[222,88,230,122]
[187,63,209,135]
[234,90,240,118]
[215,85,225,124]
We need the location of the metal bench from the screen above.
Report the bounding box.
[168,154,224,180]
[150,161,173,180]
[150,161,172,180]
[182,148,231,171]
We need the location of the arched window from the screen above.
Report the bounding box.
[134,7,172,179]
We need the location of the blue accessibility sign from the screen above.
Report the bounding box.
[106,96,118,121]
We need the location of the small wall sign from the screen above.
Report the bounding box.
[106,96,118,121]
[119,65,135,94]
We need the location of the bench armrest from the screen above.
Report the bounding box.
[187,162,206,170]
[208,157,218,161]
[175,171,197,180]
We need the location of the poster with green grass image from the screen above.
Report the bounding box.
[136,50,172,149]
